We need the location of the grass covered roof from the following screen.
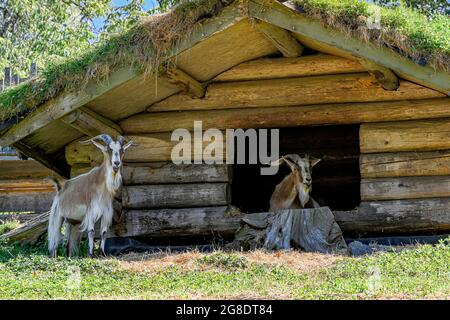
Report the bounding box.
[0,0,449,125]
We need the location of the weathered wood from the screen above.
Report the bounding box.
[0,211,49,245]
[148,74,444,112]
[70,164,92,178]
[213,54,365,82]
[66,133,226,165]
[61,107,122,138]
[123,163,231,185]
[0,190,55,213]
[248,0,450,95]
[334,198,450,235]
[0,213,40,223]
[165,68,205,98]
[361,176,450,201]
[123,98,450,133]
[122,183,230,209]
[0,179,54,191]
[111,207,240,238]
[360,150,450,178]
[360,119,450,153]
[357,58,399,90]
[255,20,303,57]
[0,160,60,180]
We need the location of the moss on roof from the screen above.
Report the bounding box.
[0,0,449,125]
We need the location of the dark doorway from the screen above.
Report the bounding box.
[231,125,360,212]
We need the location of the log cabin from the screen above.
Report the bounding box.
[0,0,449,244]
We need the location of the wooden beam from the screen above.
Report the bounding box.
[334,198,450,235]
[148,74,444,112]
[213,54,365,82]
[0,3,244,148]
[61,107,123,138]
[110,207,240,238]
[123,163,231,185]
[122,183,230,209]
[360,119,450,153]
[0,159,62,180]
[121,98,450,133]
[361,176,450,201]
[248,0,450,95]
[360,150,450,178]
[255,20,303,57]
[165,68,205,98]
[357,58,399,90]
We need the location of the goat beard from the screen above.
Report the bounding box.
[297,183,310,207]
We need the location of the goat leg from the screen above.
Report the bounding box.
[87,229,95,258]
[98,231,107,257]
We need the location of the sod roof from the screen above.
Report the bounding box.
[0,0,449,125]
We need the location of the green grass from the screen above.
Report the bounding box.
[1,239,450,299]
[0,221,20,236]
[1,0,449,124]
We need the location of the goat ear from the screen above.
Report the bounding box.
[123,140,134,151]
[91,139,107,152]
[311,157,321,167]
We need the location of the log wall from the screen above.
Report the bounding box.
[0,160,57,212]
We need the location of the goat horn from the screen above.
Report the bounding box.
[79,134,113,145]
[283,154,301,163]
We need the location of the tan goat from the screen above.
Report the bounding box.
[269,154,321,212]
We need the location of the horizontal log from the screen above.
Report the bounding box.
[360,118,450,153]
[0,213,40,223]
[0,179,55,192]
[66,134,226,165]
[123,163,231,185]
[148,74,444,112]
[111,207,240,238]
[0,160,60,180]
[0,190,55,213]
[360,150,450,178]
[334,198,450,235]
[122,183,230,209]
[0,212,49,245]
[361,176,450,201]
[213,54,365,82]
[121,98,450,133]
[70,164,92,178]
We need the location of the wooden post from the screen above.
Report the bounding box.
[255,20,304,57]
[357,58,399,90]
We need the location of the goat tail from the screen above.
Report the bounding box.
[47,197,62,256]
[45,176,61,193]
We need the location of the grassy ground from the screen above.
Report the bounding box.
[1,222,450,300]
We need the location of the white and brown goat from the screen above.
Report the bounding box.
[47,134,133,257]
[269,154,321,212]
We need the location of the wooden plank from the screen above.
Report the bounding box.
[361,176,450,201]
[357,58,399,90]
[61,107,122,138]
[255,20,303,57]
[213,54,365,82]
[165,68,205,98]
[110,207,240,238]
[0,179,54,192]
[122,183,230,209]
[248,0,450,95]
[123,163,231,185]
[360,150,450,178]
[66,133,227,165]
[334,198,450,235]
[360,119,450,153]
[148,74,444,112]
[175,19,277,81]
[121,98,450,133]
[0,190,55,213]
[0,160,60,180]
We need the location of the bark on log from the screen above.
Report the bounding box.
[148,74,444,112]
[122,183,230,209]
[111,207,240,238]
[334,198,450,235]
[0,190,55,212]
[0,212,49,245]
[361,176,450,201]
[360,150,450,178]
[123,163,231,185]
[121,98,450,134]
[0,213,40,223]
[360,119,450,153]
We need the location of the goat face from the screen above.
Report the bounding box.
[85,134,134,173]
